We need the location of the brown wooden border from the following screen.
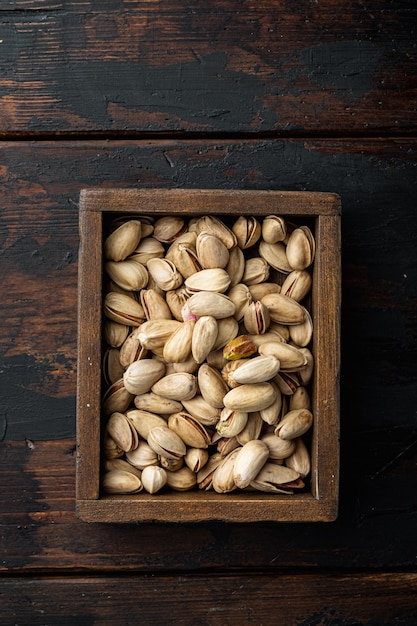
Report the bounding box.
[77,188,341,522]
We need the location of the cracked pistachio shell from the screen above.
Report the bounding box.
[274,408,313,440]
[261,215,287,244]
[147,425,186,459]
[259,240,293,274]
[119,327,148,368]
[216,435,241,457]
[169,242,202,278]
[195,215,237,249]
[280,270,312,302]
[196,232,230,269]
[232,216,261,249]
[165,466,197,491]
[141,465,167,494]
[233,440,269,488]
[151,372,198,401]
[106,411,139,453]
[105,259,149,292]
[104,292,145,326]
[197,452,223,490]
[250,463,303,494]
[243,300,271,335]
[147,257,183,291]
[223,382,277,413]
[102,379,134,416]
[123,358,166,395]
[185,447,209,473]
[216,407,248,438]
[140,288,172,321]
[102,470,143,494]
[129,236,164,265]
[286,226,315,270]
[153,216,187,244]
[168,412,211,449]
[166,287,190,321]
[274,372,302,396]
[104,220,142,262]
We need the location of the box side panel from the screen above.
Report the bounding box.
[76,208,103,500]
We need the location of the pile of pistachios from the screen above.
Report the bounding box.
[101,214,315,495]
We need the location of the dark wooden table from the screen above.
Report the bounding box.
[1,2,416,624]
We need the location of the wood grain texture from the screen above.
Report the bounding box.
[0,1,416,134]
[1,572,416,625]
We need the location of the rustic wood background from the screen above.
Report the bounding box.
[1,1,416,624]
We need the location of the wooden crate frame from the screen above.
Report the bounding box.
[76,188,341,522]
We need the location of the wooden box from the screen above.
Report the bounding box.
[76,188,341,523]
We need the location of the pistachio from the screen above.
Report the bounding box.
[141,465,167,493]
[261,292,306,325]
[106,411,139,453]
[185,268,231,294]
[185,447,209,473]
[261,433,296,459]
[126,441,159,469]
[197,452,223,490]
[104,292,145,326]
[198,363,229,409]
[119,327,148,368]
[289,307,313,347]
[147,425,186,459]
[163,319,195,363]
[258,341,307,372]
[123,358,166,395]
[227,283,253,321]
[289,386,311,411]
[261,215,287,243]
[231,355,280,384]
[274,408,313,440]
[103,348,125,386]
[225,245,245,287]
[195,215,237,249]
[129,236,164,265]
[223,335,257,360]
[232,216,261,249]
[138,319,182,351]
[286,226,315,270]
[192,315,218,363]
[181,395,221,426]
[104,458,142,479]
[233,440,269,488]
[187,291,236,319]
[212,448,241,493]
[280,270,312,302]
[104,220,142,262]
[168,412,211,448]
[196,232,230,269]
[151,372,198,401]
[250,463,303,494]
[102,470,143,494]
[248,282,281,301]
[236,411,264,445]
[216,407,248,438]
[165,466,197,491]
[102,378,134,416]
[243,300,271,335]
[242,257,270,285]
[147,257,183,291]
[103,320,130,348]
[212,317,239,351]
[223,382,277,413]
[284,437,311,478]
[126,409,168,440]
[133,393,183,416]
[105,259,149,292]
[140,288,173,320]
[258,240,292,274]
[153,216,186,244]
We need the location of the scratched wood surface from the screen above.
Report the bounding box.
[1,0,417,624]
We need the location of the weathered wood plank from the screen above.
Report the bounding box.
[0,2,416,134]
[1,572,416,625]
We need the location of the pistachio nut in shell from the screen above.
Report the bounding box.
[233,439,269,488]
[243,300,270,335]
[138,319,182,351]
[163,319,195,363]
[223,382,277,413]
[169,242,201,278]
[232,215,261,249]
[225,245,245,287]
[227,283,253,322]
[147,425,186,459]
[236,411,264,445]
[185,268,231,294]
[289,307,313,347]
[141,465,167,494]
[104,292,145,326]
[165,466,197,491]
[284,437,311,479]
[151,372,198,401]
[286,226,315,270]
[187,291,236,319]
[119,327,147,368]
[195,215,237,249]
[259,382,283,425]
[242,257,270,285]
[231,355,280,385]
[197,452,223,490]
[261,215,287,244]
[147,257,183,291]
[191,315,218,363]
[258,341,307,371]
[261,433,296,460]
[102,378,134,416]
[168,412,211,448]
[123,358,166,395]
[106,411,138,453]
[198,363,229,409]
[250,463,303,494]
[153,216,186,244]
[261,292,306,325]
[280,270,312,302]
[212,448,241,493]
[196,232,229,269]
[248,282,280,301]
[274,408,313,440]
[223,335,257,360]
[181,395,221,426]
[105,259,149,292]
[185,447,209,473]
[216,407,248,438]
[129,236,164,265]
[103,320,129,348]
[212,316,239,351]
[104,458,142,479]
[104,220,142,262]
[126,409,167,440]
[160,456,184,472]
[102,470,143,494]
[258,240,293,274]
[289,386,311,411]
[133,392,183,416]
[126,440,159,469]
[140,288,173,321]
[103,348,125,386]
